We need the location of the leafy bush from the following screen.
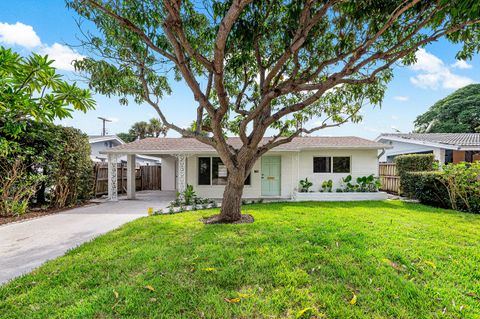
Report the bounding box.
[341,175,356,192]
[0,122,94,215]
[395,154,434,195]
[439,162,480,213]
[395,154,435,175]
[50,126,94,207]
[169,184,214,208]
[299,178,313,192]
[182,184,196,205]
[321,179,333,192]
[340,174,380,192]
[404,163,480,214]
[0,157,43,216]
[402,171,450,208]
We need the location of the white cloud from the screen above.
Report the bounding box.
[410,48,444,73]
[391,115,399,120]
[0,22,41,48]
[393,95,409,101]
[451,60,472,69]
[40,43,84,72]
[0,21,83,71]
[409,48,475,90]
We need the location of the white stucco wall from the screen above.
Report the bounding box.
[297,149,379,191]
[182,149,379,199]
[161,157,176,191]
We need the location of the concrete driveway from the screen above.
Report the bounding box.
[0,191,174,285]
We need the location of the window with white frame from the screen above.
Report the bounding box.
[198,157,251,185]
[313,156,351,173]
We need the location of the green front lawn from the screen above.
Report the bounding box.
[1,201,479,318]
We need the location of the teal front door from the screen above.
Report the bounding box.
[261,156,281,196]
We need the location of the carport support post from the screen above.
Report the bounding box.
[127,154,136,199]
[176,154,187,193]
[108,153,118,201]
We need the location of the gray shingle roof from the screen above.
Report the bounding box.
[103,136,388,154]
[379,133,480,147]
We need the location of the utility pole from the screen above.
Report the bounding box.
[98,117,112,136]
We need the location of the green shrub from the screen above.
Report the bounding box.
[0,157,44,216]
[321,179,333,192]
[356,174,381,192]
[404,163,480,214]
[395,154,434,195]
[339,174,380,192]
[0,122,94,214]
[439,162,480,213]
[299,178,313,192]
[395,154,434,174]
[402,171,450,208]
[50,126,94,207]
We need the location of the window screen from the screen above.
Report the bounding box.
[332,157,350,173]
[198,157,211,185]
[313,157,331,173]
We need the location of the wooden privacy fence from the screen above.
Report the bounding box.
[94,163,161,196]
[378,163,400,194]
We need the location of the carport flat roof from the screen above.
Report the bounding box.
[102,136,390,154]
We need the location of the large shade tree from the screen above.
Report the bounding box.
[68,0,480,223]
[414,84,480,133]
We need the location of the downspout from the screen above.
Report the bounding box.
[377,148,386,160]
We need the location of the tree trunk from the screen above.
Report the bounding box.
[218,169,245,222]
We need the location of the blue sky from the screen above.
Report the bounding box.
[1,0,479,138]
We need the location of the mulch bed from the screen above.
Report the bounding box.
[200,214,254,224]
[0,201,98,226]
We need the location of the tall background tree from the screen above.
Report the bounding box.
[68,0,480,223]
[414,84,480,133]
[117,118,168,142]
[148,118,169,137]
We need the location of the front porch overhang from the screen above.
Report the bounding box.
[103,151,188,201]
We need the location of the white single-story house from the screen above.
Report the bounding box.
[89,135,161,166]
[375,133,480,163]
[101,136,390,201]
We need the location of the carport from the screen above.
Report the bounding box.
[102,139,188,201]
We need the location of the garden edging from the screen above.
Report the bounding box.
[292,191,388,201]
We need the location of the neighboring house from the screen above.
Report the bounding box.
[88,135,161,166]
[102,136,389,200]
[376,133,480,163]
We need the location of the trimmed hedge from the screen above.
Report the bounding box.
[402,162,480,214]
[402,171,450,208]
[395,154,435,195]
[395,154,435,175]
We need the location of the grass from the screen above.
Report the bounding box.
[1,201,479,318]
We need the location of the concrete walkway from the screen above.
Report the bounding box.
[0,191,174,285]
